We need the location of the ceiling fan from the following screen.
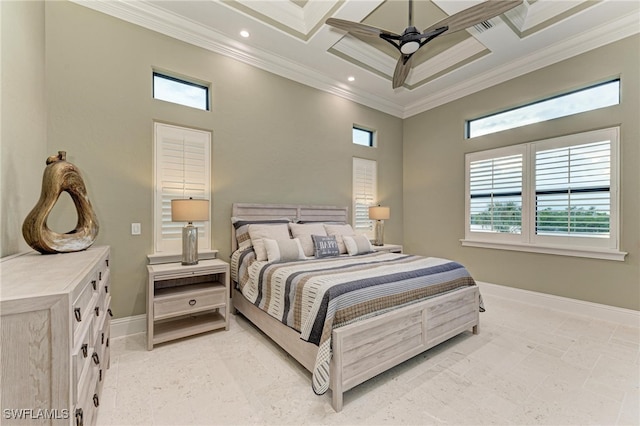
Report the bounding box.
[326,0,523,89]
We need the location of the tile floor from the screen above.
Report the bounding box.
[96,292,639,425]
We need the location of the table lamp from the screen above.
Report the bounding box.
[171,197,209,265]
[368,205,390,246]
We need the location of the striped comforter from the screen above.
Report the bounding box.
[232,250,478,394]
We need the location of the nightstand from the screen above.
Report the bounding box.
[372,244,403,254]
[147,258,230,350]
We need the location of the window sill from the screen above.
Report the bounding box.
[460,239,627,261]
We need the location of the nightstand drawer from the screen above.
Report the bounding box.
[154,284,225,320]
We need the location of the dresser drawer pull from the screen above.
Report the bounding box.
[99,271,102,281]
[105,285,109,294]
[106,259,109,267]
[99,369,103,382]
[74,308,82,322]
[106,337,110,347]
[93,394,99,407]
[81,344,88,358]
[188,299,197,306]
[95,306,100,317]
[75,408,83,426]
[101,332,105,345]
[92,280,97,291]
[107,309,113,317]
[92,352,100,365]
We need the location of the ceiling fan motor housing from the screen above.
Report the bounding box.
[399,26,421,54]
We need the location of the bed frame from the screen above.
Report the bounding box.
[231,203,480,412]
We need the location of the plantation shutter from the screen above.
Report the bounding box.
[352,157,377,238]
[154,123,211,253]
[469,153,523,234]
[535,141,611,237]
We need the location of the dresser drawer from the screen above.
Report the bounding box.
[72,316,94,405]
[154,285,225,320]
[72,277,98,337]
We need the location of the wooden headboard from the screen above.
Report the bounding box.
[231,203,349,252]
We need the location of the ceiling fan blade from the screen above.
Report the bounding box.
[423,0,523,36]
[326,18,400,38]
[392,55,414,89]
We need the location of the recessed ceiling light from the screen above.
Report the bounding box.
[348,76,355,82]
[240,30,250,38]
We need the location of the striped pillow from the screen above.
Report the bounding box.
[264,238,305,262]
[232,217,290,251]
[343,235,373,256]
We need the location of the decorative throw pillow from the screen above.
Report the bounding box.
[263,238,305,262]
[311,234,340,258]
[324,223,356,254]
[248,223,291,261]
[232,217,290,251]
[343,235,373,256]
[289,223,327,257]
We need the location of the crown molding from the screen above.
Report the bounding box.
[403,11,640,118]
[72,1,639,120]
[73,0,405,117]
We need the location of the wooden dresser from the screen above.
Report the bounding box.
[1,246,111,426]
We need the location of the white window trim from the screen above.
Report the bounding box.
[462,127,627,261]
[153,122,211,254]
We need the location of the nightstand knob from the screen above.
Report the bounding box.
[81,344,88,358]
[92,352,100,365]
[74,308,82,322]
[91,280,97,291]
[189,299,197,306]
[93,394,99,407]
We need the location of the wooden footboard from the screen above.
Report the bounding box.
[233,286,479,412]
[330,285,479,411]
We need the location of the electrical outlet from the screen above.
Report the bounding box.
[131,223,141,235]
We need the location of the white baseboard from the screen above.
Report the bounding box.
[478,281,640,327]
[111,314,146,339]
[110,285,639,339]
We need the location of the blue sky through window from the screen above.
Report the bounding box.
[468,80,620,138]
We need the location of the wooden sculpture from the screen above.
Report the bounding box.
[22,151,99,254]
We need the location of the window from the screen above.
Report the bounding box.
[353,157,377,238]
[463,127,624,260]
[154,123,211,253]
[467,79,620,138]
[153,72,209,111]
[353,126,375,147]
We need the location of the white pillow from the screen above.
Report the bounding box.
[264,238,305,262]
[324,223,356,254]
[343,235,373,256]
[289,223,327,257]
[248,223,291,261]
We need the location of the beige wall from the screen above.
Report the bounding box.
[3,1,637,319]
[403,35,640,310]
[4,1,403,319]
[0,0,48,256]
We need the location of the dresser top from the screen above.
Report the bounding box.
[0,246,109,301]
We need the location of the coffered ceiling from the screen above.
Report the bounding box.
[73,0,639,118]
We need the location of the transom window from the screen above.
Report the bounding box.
[153,72,209,111]
[353,126,375,147]
[466,79,620,138]
[463,127,625,261]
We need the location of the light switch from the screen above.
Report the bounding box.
[131,223,141,235]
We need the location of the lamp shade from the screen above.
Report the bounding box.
[368,206,390,221]
[171,198,209,222]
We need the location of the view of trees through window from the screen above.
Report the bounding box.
[469,139,611,237]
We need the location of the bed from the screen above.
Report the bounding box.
[230,203,481,412]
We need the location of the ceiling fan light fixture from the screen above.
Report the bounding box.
[400,41,420,54]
